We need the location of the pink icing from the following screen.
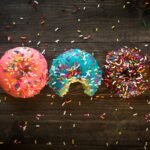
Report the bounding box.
[0,47,48,98]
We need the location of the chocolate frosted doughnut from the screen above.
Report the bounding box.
[49,48,102,97]
[104,47,150,98]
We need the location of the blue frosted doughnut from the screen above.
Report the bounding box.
[49,48,102,97]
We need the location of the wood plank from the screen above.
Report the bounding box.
[0,0,149,43]
[0,0,150,149]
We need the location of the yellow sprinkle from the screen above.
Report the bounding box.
[111,25,115,29]
[77,30,81,33]
[34,139,37,144]
[95,27,99,32]
[116,38,119,42]
[72,139,75,145]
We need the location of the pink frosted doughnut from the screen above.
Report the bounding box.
[0,47,48,98]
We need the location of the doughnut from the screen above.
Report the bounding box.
[0,47,48,98]
[104,47,150,98]
[49,48,102,97]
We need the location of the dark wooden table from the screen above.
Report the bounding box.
[0,0,150,149]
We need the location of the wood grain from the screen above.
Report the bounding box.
[0,0,150,149]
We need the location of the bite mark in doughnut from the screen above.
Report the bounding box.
[0,47,48,98]
[49,49,102,97]
[104,47,150,98]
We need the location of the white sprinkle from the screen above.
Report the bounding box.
[63,110,66,115]
[79,34,83,38]
[133,113,138,117]
[112,25,115,29]
[146,128,149,132]
[144,44,149,47]
[90,97,93,101]
[97,3,100,8]
[34,140,37,144]
[20,17,24,20]
[7,36,11,41]
[52,82,56,85]
[116,38,119,42]
[34,0,39,5]
[73,124,76,128]
[95,27,99,32]
[83,6,86,10]
[72,139,75,145]
[71,40,75,43]
[106,142,109,147]
[46,142,52,145]
[83,35,91,40]
[129,106,134,110]
[78,18,81,22]
[37,41,41,46]
[36,124,40,128]
[41,49,46,54]
[55,39,60,43]
[63,141,66,146]
[112,80,116,85]
[54,27,59,32]
[147,100,150,105]
[145,141,148,146]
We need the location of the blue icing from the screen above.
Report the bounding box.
[49,49,102,97]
